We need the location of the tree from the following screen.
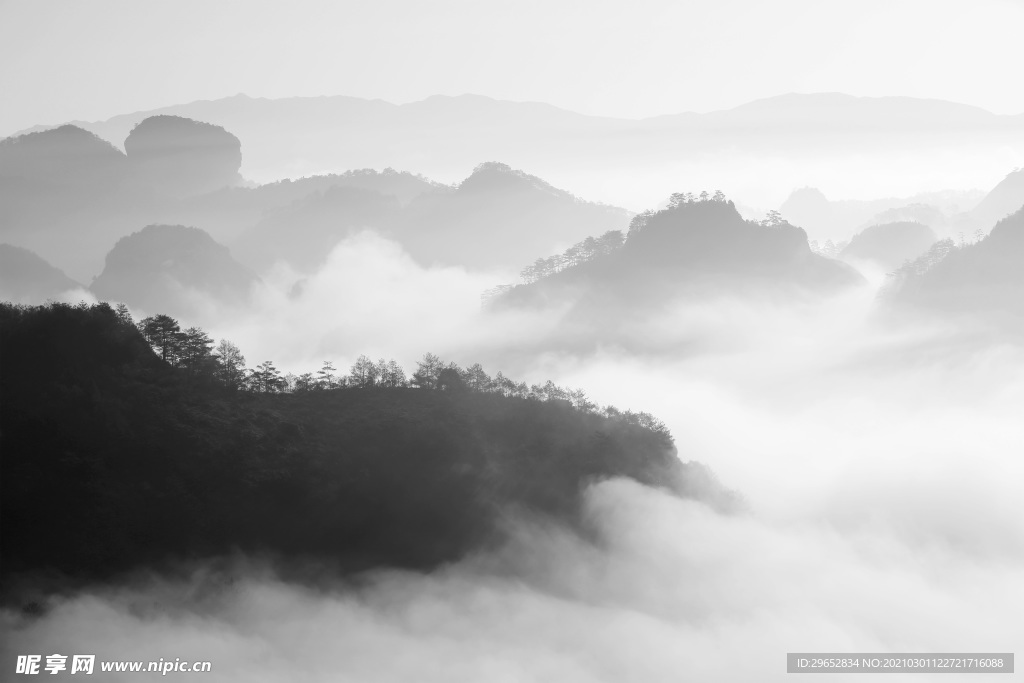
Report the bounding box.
[436,366,465,392]
[114,303,134,327]
[463,363,492,392]
[375,358,389,385]
[596,230,624,255]
[213,340,247,391]
[316,361,337,390]
[249,360,286,393]
[294,372,315,392]
[179,327,215,378]
[699,190,710,202]
[713,190,726,202]
[411,352,444,389]
[138,314,183,364]
[349,355,378,387]
[763,210,784,227]
[568,388,596,413]
[626,210,655,240]
[493,371,516,397]
[381,359,407,387]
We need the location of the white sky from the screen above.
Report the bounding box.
[1,0,1022,135]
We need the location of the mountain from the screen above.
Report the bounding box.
[839,222,938,271]
[490,198,863,347]
[0,125,128,243]
[885,206,1024,319]
[779,187,982,242]
[397,162,630,268]
[232,162,631,272]
[15,93,1023,210]
[0,244,82,304]
[0,124,127,189]
[90,224,259,316]
[962,168,1024,234]
[861,203,949,232]
[0,118,245,281]
[123,115,242,197]
[0,302,729,581]
[232,186,401,272]
[165,168,443,249]
[689,93,1000,130]
[245,168,443,206]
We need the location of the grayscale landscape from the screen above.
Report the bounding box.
[1,0,1022,680]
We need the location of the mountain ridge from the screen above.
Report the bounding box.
[10,92,1022,142]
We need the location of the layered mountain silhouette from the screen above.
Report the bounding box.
[491,198,863,342]
[232,162,630,272]
[779,187,981,242]
[15,93,1022,209]
[2,106,630,279]
[0,244,82,303]
[779,169,1024,244]
[0,116,247,281]
[90,224,258,316]
[840,222,938,271]
[885,206,1024,318]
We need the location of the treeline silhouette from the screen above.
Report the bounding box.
[0,302,713,587]
[131,308,670,435]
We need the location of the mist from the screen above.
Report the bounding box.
[5,229,1023,680]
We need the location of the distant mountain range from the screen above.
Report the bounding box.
[11,93,1024,209]
[781,168,1024,242]
[1,115,630,282]
[3,95,1022,326]
[0,117,247,281]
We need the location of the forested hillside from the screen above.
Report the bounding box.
[489,193,863,318]
[883,205,1024,318]
[0,303,731,587]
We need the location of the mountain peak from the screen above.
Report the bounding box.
[458,161,566,197]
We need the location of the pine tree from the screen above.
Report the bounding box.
[138,314,183,364]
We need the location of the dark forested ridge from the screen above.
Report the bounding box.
[0,303,729,590]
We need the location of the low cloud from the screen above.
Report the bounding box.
[9,231,1022,681]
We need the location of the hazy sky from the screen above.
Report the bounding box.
[1,0,1022,135]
